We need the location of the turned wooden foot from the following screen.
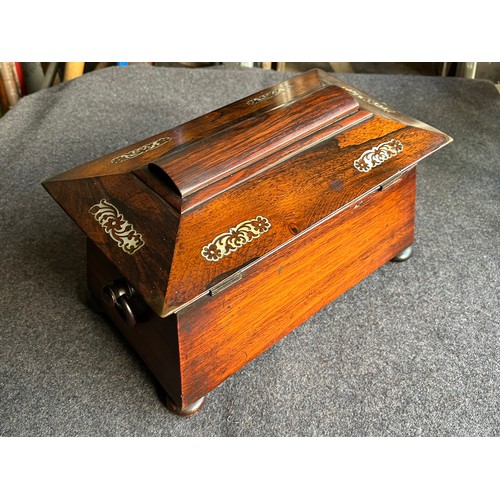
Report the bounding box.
[165,395,206,417]
[391,245,413,262]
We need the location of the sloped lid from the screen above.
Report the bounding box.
[43,69,452,317]
[149,82,359,205]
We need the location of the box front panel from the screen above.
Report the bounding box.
[177,170,416,405]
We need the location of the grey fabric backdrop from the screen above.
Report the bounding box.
[0,65,498,436]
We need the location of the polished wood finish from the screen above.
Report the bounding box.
[43,70,326,183]
[152,85,358,199]
[43,69,453,412]
[163,115,446,315]
[87,239,183,403]
[177,170,417,405]
[43,69,450,317]
[87,170,415,409]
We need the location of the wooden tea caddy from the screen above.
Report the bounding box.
[43,69,452,416]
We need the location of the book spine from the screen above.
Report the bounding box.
[64,62,85,81]
[0,68,10,113]
[10,62,22,96]
[14,62,26,96]
[21,62,44,94]
[41,62,61,89]
[0,62,20,107]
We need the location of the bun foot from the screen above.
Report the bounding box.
[391,245,413,262]
[165,395,206,417]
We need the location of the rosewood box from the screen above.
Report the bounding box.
[43,69,452,415]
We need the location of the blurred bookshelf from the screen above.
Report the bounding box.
[2,62,499,117]
[0,62,150,116]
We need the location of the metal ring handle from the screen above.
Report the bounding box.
[116,295,137,327]
[101,279,137,327]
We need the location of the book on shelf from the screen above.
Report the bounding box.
[13,62,26,96]
[0,68,10,114]
[64,62,85,81]
[21,62,44,94]
[0,62,20,108]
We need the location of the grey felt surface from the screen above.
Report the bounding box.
[0,65,499,436]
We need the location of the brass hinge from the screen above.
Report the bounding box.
[209,272,243,296]
[379,172,403,191]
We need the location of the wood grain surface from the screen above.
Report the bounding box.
[44,69,451,319]
[175,170,416,405]
[86,239,183,405]
[86,171,416,410]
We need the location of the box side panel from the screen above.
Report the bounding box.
[86,239,183,407]
[44,173,180,317]
[177,170,416,405]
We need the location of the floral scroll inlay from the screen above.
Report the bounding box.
[353,139,404,173]
[341,87,393,112]
[201,216,271,262]
[89,199,145,255]
[110,136,172,164]
[246,84,290,105]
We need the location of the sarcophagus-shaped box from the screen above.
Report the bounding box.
[43,69,452,415]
